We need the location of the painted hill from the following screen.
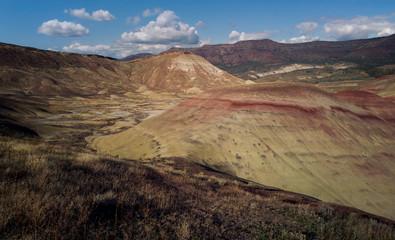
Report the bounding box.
[91,83,395,220]
[126,51,246,93]
[357,75,395,100]
[335,90,395,123]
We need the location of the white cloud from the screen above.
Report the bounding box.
[62,10,206,58]
[228,30,273,43]
[324,15,395,40]
[121,10,199,44]
[199,38,211,46]
[142,8,161,17]
[156,10,179,27]
[92,9,115,22]
[295,22,319,34]
[195,21,206,29]
[289,35,320,43]
[38,19,89,37]
[67,8,115,22]
[228,31,241,43]
[62,42,111,53]
[67,8,90,19]
[62,10,205,58]
[62,41,172,58]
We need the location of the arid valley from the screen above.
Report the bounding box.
[1,25,395,239]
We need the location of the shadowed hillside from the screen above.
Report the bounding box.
[1,136,394,239]
[0,43,138,96]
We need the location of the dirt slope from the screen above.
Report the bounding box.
[335,90,395,123]
[127,51,246,93]
[357,75,395,100]
[91,83,395,220]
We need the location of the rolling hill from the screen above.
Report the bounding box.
[126,51,246,93]
[91,83,395,220]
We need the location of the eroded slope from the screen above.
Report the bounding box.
[91,83,395,220]
[127,51,246,93]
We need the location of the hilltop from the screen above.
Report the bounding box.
[127,51,246,93]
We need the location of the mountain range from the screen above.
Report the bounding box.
[169,34,395,77]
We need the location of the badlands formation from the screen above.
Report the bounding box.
[92,83,395,220]
[127,51,245,94]
[1,42,395,222]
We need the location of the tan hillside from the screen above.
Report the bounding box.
[127,51,246,93]
[0,43,140,96]
[91,83,395,220]
[357,75,395,100]
[335,90,395,123]
[0,44,245,96]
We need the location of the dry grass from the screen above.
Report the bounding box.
[0,136,394,240]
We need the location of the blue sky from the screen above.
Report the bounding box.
[1,0,395,58]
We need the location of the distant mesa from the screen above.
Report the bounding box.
[91,82,395,220]
[170,34,395,78]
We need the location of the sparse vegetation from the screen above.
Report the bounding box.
[1,136,394,239]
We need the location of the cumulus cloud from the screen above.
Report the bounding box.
[195,21,206,28]
[38,19,89,37]
[62,41,172,58]
[62,42,111,53]
[66,8,115,21]
[62,10,205,58]
[228,30,273,43]
[142,8,161,17]
[289,35,320,43]
[121,10,199,44]
[324,14,395,40]
[199,38,211,46]
[295,21,319,34]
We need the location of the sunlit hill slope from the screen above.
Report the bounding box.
[91,83,395,220]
